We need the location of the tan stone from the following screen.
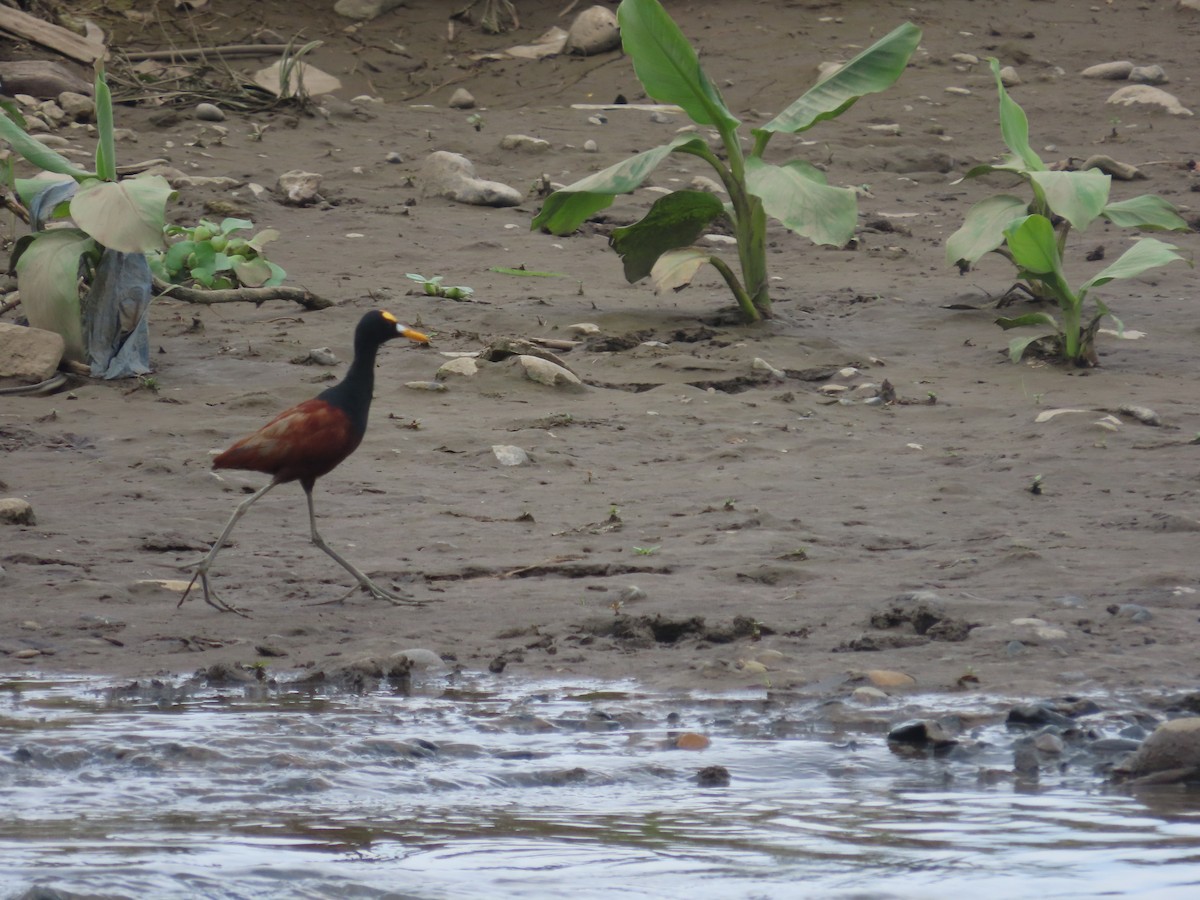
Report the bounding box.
[0,322,65,383]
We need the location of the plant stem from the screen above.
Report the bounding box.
[707,255,759,321]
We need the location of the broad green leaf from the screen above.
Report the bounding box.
[14,229,97,361]
[93,66,116,182]
[956,162,1027,182]
[996,311,1059,331]
[164,239,196,274]
[945,194,1027,264]
[531,135,708,235]
[1029,169,1109,231]
[70,175,175,253]
[1003,214,1063,277]
[220,217,254,234]
[1102,194,1188,231]
[0,111,91,179]
[611,190,725,282]
[650,247,711,293]
[744,157,857,246]
[232,256,273,287]
[990,57,1045,172]
[1007,332,1056,363]
[263,261,287,287]
[755,22,921,138]
[1079,238,1189,295]
[247,228,279,251]
[617,0,739,131]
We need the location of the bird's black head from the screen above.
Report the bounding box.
[355,310,429,351]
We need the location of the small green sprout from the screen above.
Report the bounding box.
[406,273,474,300]
[633,545,660,556]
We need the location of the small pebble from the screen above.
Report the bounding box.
[194,102,225,122]
[583,139,598,152]
[448,88,475,109]
[386,151,404,163]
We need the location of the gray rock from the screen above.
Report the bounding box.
[0,498,36,526]
[565,5,621,55]
[419,151,523,207]
[276,169,323,206]
[390,648,445,671]
[334,0,406,20]
[0,60,91,99]
[1034,732,1065,754]
[999,66,1020,87]
[57,91,94,122]
[1112,603,1153,623]
[1129,64,1168,85]
[1115,718,1200,782]
[516,354,585,390]
[583,139,598,152]
[448,87,476,109]
[194,102,226,122]
[492,444,531,466]
[0,323,64,383]
[1081,60,1134,80]
[1107,84,1193,116]
[499,133,551,153]
[436,357,479,379]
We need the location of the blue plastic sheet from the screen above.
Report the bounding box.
[82,249,152,379]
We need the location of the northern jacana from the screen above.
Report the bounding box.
[179,310,429,614]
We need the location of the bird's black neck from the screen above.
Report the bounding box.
[317,335,381,437]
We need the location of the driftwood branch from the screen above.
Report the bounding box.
[0,7,105,63]
[152,277,332,310]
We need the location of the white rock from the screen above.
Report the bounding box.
[1107,84,1193,116]
[566,322,600,336]
[0,322,65,383]
[419,151,523,207]
[1129,64,1168,85]
[253,61,342,98]
[944,86,972,95]
[689,175,726,193]
[492,444,531,466]
[448,87,476,109]
[57,91,94,122]
[516,355,585,390]
[564,5,620,55]
[276,169,323,205]
[999,66,1020,87]
[950,52,979,65]
[1081,60,1134,80]
[499,133,550,153]
[751,357,785,379]
[436,357,479,379]
[389,648,445,671]
[583,139,598,152]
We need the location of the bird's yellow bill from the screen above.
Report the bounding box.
[400,326,430,344]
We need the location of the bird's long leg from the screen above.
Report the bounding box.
[304,485,425,607]
[178,479,279,615]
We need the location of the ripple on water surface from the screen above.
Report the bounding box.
[3,674,1200,899]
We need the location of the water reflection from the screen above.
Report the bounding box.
[2,674,1200,899]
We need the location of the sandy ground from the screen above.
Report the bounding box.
[2,0,1198,702]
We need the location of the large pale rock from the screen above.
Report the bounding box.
[0,323,65,383]
[516,355,585,390]
[1129,65,1168,85]
[448,88,476,109]
[254,60,342,98]
[0,498,36,526]
[276,170,323,206]
[1107,84,1193,116]
[499,134,551,153]
[565,6,621,55]
[57,91,94,122]
[419,151,523,207]
[1115,718,1200,782]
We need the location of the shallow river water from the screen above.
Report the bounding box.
[3,672,1200,899]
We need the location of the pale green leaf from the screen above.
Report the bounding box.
[14,229,97,361]
[0,111,90,179]
[1003,214,1063,278]
[232,256,273,287]
[945,194,1027,265]
[617,0,739,130]
[69,175,176,253]
[744,157,857,246]
[1101,194,1188,231]
[1007,332,1056,363]
[93,66,116,182]
[1029,169,1110,231]
[531,135,708,235]
[611,190,726,282]
[990,57,1045,172]
[650,247,712,293]
[755,22,922,138]
[1079,238,1190,295]
[996,311,1060,331]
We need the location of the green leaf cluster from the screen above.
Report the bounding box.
[532,0,921,322]
[151,218,286,290]
[1,66,176,361]
[946,59,1191,365]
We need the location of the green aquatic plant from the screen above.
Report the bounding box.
[946,59,1190,366]
[150,217,285,290]
[531,0,921,323]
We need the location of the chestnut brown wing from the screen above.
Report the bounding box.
[213,398,365,483]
